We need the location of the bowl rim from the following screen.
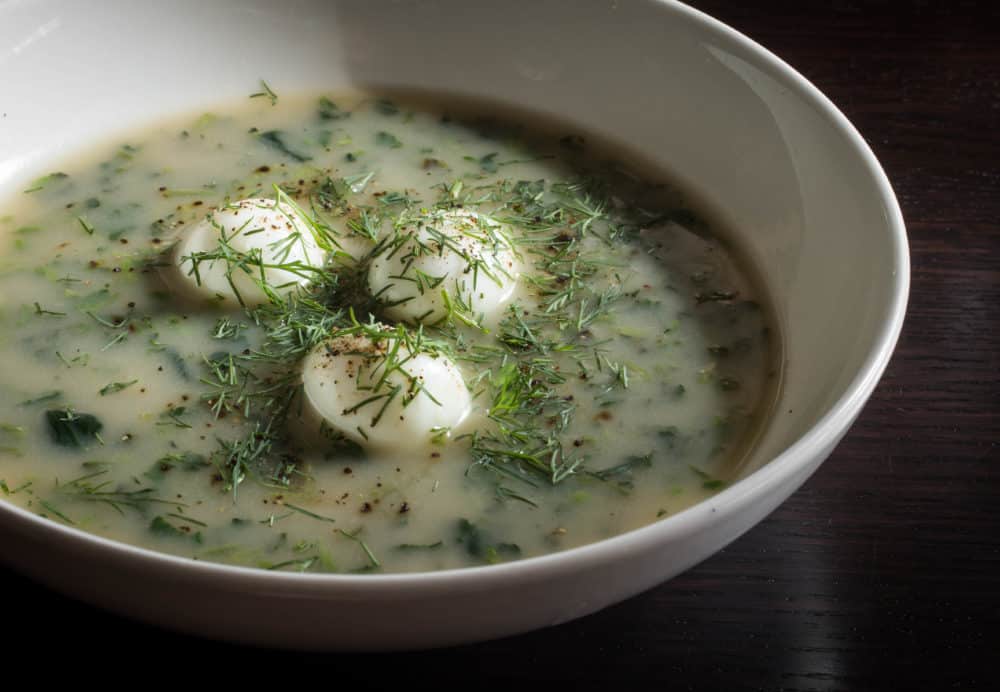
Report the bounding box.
[0,0,909,594]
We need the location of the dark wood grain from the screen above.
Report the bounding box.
[3,2,997,688]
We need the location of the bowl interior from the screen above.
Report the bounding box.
[0,0,907,649]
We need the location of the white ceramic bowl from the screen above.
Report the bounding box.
[0,0,908,650]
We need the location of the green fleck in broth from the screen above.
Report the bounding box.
[0,90,780,573]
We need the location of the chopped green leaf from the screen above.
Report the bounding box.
[45,409,103,448]
[249,79,278,105]
[336,528,380,569]
[688,465,728,490]
[455,519,520,563]
[145,452,209,481]
[283,502,337,524]
[375,131,402,148]
[318,96,348,120]
[24,172,68,193]
[593,454,654,479]
[99,380,138,396]
[374,98,399,115]
[456,518,484,557]
[485,543,521,564]
[20,391,62,407]
[39,500,74,524]
[478,152,499,173]
[258,130,312,162]
[33,302,65,317]
[394,541,444,551]
[157,406,192,429]
[149,515,185,537]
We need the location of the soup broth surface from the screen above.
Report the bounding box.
[0,91,777,573]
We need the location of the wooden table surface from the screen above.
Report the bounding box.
[4,1,997,688]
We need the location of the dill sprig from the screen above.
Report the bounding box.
[55,469,180,515]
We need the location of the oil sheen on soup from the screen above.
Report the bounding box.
[0,90,778,573]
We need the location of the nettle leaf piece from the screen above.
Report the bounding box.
[375,131,403,148]
[455,519,521,564]
[258,130,312,162]
[318,96,349,121]
[45,409,103,448]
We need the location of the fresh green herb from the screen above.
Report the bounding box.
[24,171,68,193]
[590,453,653,488]
[455,518,520,563]
[258,130,312,162]
[33,302,65,317]
[478,152,499,173]
[343,171,374,193]
[249,79,278,105]
[266,557,320,572]
[375,131,402,148]
[38,500,74,524]
[394,541,444,551]
[283,502,337,524]
[374,98,399,115]
[20,391,62,407]
[688,465,727,490]
[167,512,207,527]
[211,317,248,340]
[56,469,176,514]
[157,406,192,429]
[0,479,31,495]
[318,96,348,120]
[159,187,205,198]
[495,485,539,508]
[145,452,209,481]
[45,409,103,448]
[99,380,138,396]
[100,332,128,351]
[484,543,521,564]
[336,528,380,569]
[77,216,95,235]
[164,347,192,380]
[150,515,186,537]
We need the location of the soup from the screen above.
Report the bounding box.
[0,89,778,573]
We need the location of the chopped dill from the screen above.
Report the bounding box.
[99,379,138,396]
[336,528,380,569]
[33,302,65,317]
[56,469,178,515]
[283,502,337,524]
[249,79,278,106]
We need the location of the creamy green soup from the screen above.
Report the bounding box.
[0,90,778,573]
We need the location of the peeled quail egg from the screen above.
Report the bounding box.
[169,197,325,305]
[300,330,471,448]
[367,210,518,327]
